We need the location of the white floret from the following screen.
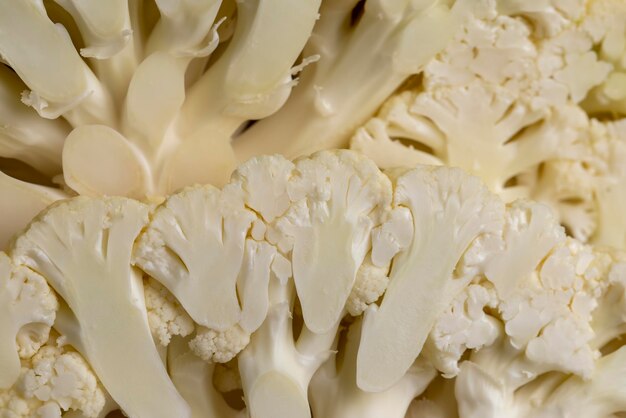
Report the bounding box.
[144,278,195,347]
[424,283,500,377]
[1,337,105,418]
[497,239,603,378]
[346,256,389,317]
[286,150,392,333]
[189,325,250,364]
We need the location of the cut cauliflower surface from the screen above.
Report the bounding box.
[0,336,105,418]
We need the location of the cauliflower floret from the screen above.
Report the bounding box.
[350,0,624,251]
[133,183,255,330]
[11,197,189,418]
[0,252,58,389]
[285,150,392,334]
[144,278,195,347]
[424,283,500,377]
[456,238,613,418]
[497,239,604,378]
[351,5,593,200]
[0,336,105,418]
[358,165,504,392]
[346,256,389,317]
[190,325,250,364]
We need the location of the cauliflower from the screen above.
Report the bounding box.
[357,165,504,392]
[11,197,189,418]
[0,252,58,389]
[133,183,255,331]
[350,0,626,249]
[2,1,626,417]
[0,335,105,418]
[2,148,626,417]
[455,238,614,417]
[286,151,392,333]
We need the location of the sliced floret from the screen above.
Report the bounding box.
[357,165,504,392]
[134,156,295,362]
[286,150,392,333]
[423,200,565,378]
[0,252,58,389]
[579,0,626,116]
[588,250,626,349]
[528,158,599,241]
[588,119,626,249]
[11,197,189,418]
[485,200,566,297]
[310,319,436,418]
[133,184,255,330]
